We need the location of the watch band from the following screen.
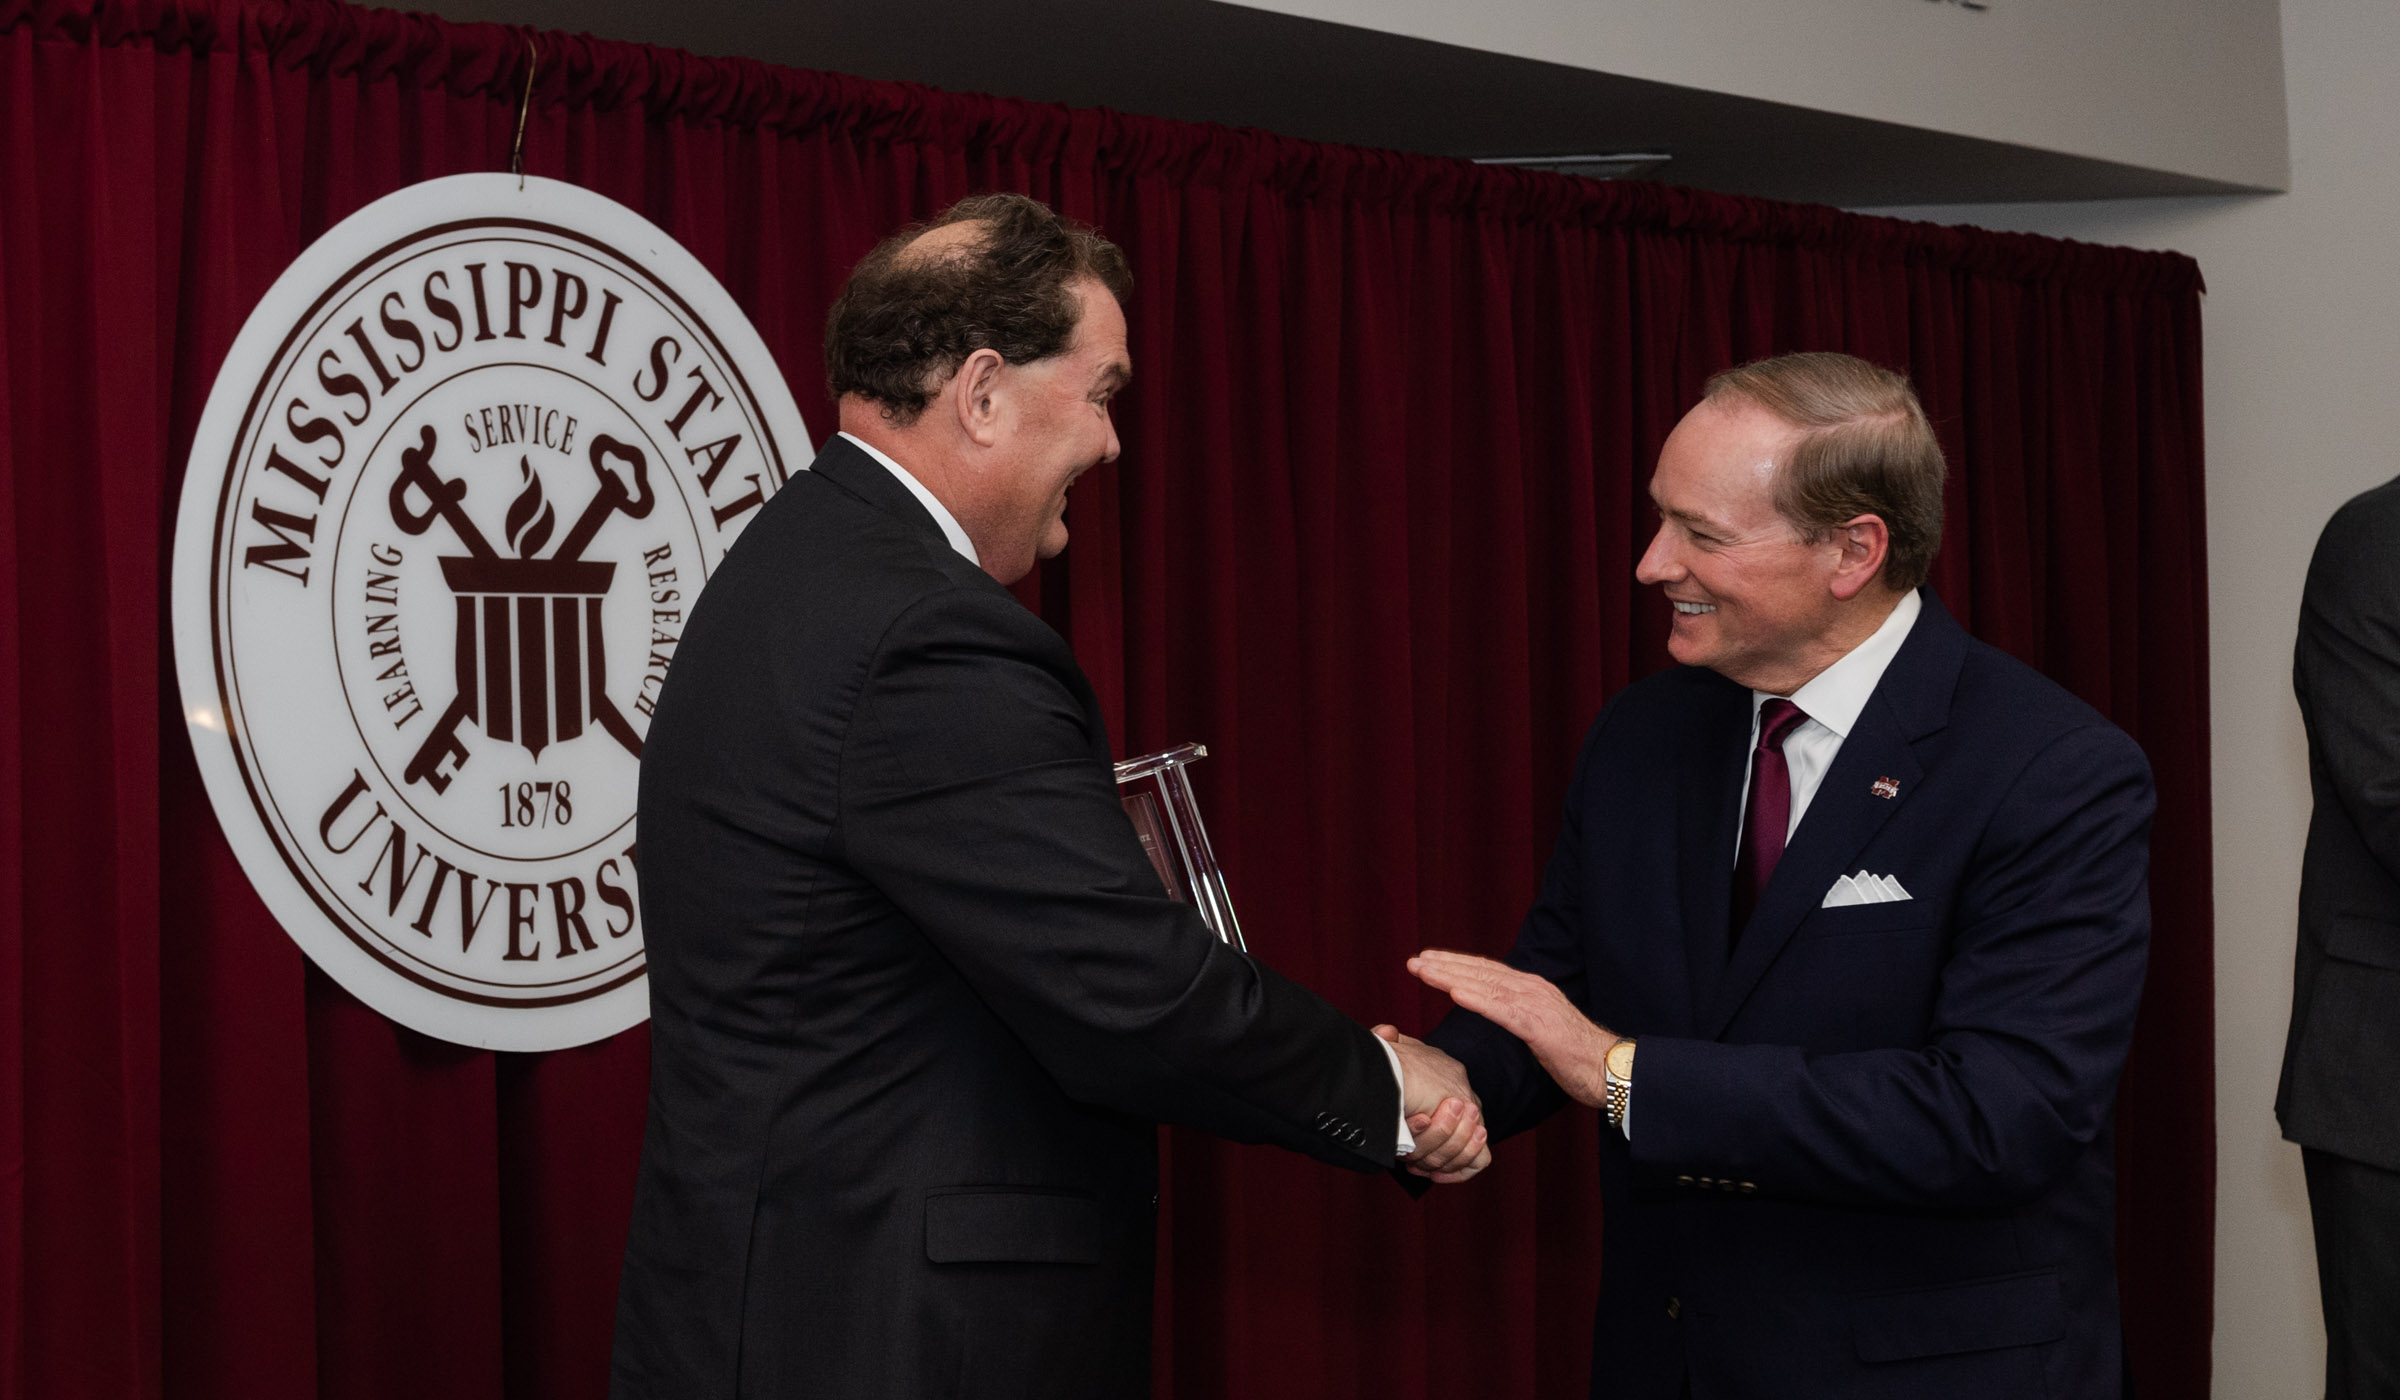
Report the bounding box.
[1603,1036,1636,1128]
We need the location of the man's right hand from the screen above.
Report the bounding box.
[1374,1024,1492,1183]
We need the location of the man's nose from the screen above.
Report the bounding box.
[1634,525,1678,584]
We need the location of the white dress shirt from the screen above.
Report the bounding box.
[1735,587,1923,847]
[1620,589,1922,1140]
[835,434,1417,1155]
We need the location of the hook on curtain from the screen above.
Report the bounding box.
[509,31,541,189]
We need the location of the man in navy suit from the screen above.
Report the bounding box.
[1415,352,2154,1399]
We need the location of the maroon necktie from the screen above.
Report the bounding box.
[1730,698,1809,945]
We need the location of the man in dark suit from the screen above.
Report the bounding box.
[2283,477,2400,1400]
[611,195,1487,1400]
[1413,353,2155,1399]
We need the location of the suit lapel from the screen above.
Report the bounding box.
[812,434,1105,752]
[1677,675,1753,1026]
[1702,589,1967,1038]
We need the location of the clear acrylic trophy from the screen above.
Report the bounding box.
[1114,742,1246,951]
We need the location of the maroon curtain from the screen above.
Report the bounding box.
[0,1,2212,1397]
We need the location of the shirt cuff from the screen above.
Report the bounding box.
[1378,1035,1414,1157]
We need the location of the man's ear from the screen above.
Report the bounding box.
[1828,514,1892,601]
[951,348,1007,448]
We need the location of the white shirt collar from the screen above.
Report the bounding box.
[1755,588,1922,738]
[835,431,979,567]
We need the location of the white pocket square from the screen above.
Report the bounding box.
[1822,871,1912,908]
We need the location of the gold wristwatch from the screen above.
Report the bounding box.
[1604,1038,1637,1127]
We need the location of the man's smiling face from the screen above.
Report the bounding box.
[972,276,1130,584]
[1634,396,1849,693]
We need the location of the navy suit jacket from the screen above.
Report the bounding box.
[1430,591,2153,1400]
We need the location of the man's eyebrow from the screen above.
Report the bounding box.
[1094,361,1132,391]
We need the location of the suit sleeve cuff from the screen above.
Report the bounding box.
[1623,1036,1807,1169]
[1378,1035,1414,1157]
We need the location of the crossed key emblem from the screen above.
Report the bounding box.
[388,424,652,793]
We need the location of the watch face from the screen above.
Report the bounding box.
[1607,1039,1637,1079]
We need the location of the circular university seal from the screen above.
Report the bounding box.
[171,175,808,1050]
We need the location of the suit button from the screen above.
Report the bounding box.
[1738,1182,1756,1195]
[1697,1176,1715,1189]
[1718,1180,1737,1193]
[1667,1296,1681,1319]
[1675,1175,1694,1188]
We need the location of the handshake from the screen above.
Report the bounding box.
[1375,1022,1492,1184]
[1368,948,1625,1187]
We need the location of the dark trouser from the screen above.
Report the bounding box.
[2305,1146,2400,1400]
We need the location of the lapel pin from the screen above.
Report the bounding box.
[1870,776,1901,800]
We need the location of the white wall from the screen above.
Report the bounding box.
[1236,0,2288,190]
[1873,0,2400,1390]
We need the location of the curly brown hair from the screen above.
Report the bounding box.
[824,193,1133,423]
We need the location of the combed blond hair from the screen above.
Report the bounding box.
[1703,352,1946,593]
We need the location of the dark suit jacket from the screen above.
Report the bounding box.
[1430,591,2154,1400]
[2282,475,2400,1173]
[611,436,1398,1400]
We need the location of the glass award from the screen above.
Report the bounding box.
[1114,742,1246,951]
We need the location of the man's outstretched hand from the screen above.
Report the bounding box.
[1372,1024,1492,1183]
[1408,950,1616,1110]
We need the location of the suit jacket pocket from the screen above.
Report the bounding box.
[924,1188,1106,1265]
[1852,1270,2066,1363]
[2325,914,2400,971]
